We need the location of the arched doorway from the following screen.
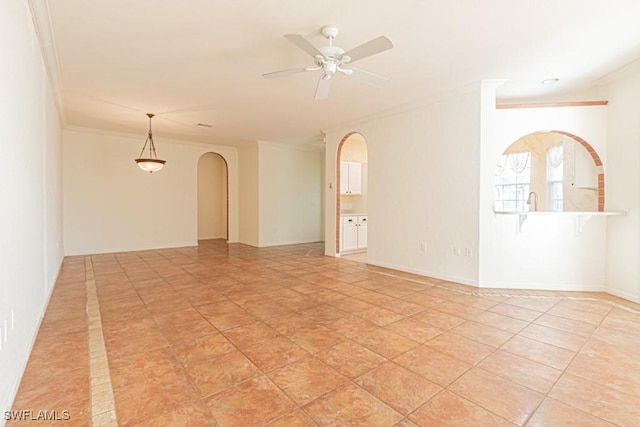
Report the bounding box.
[197,152,229,241]
[336,133,369,258]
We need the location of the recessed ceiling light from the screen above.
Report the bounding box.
[541,78,559,85]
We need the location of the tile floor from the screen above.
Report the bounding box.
[8,240,640,426]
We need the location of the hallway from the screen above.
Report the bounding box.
[8,240,640,426]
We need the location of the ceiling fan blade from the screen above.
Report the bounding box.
[284,34,323,58]
[262,67,311,79]
[315,76,332,100]
[346,68,390,88]
[341,36,393,63]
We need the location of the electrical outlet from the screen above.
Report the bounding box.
[465,248,473,257]
[420,242,426,252]
[453,246,461,256]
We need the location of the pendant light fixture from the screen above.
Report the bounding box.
[135,113,166,173]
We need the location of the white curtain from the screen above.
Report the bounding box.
[548,145,563,168]
[495,154,507,176]
[509,152,530,173]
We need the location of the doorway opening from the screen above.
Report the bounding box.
[336,133,368,260]
[494,130,604,213]
[197,152,229,242]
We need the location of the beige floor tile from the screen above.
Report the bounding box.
[204,375,296,426]
[303,383,403,426]
[548,373,640,426]
[267,356,348,405]
[409,390,515,426]
[425,331,495,364]
[316,340,387,379]
[9,240,640,427]
[501,335,576,370]
[394,345,472,386]
[525,397,616,427]
[354,362,442,415]
[448,368,544,425]
[183,350,262,398]
[354,327,420,359]
[477,349,562,394]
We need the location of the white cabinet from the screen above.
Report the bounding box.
[341,217,359,251]
[340,162,362,195]
[357,216,367,248]
[340,215,367,252]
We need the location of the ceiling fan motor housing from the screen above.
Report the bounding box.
[319,45,344,60]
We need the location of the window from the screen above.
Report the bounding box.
[547,145,563,212]
[494,152,531,212]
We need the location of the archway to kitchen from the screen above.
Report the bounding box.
[336,132,368,261]
[197,152,229,241]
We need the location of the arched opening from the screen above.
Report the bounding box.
[336,132,368,259]
[494,131,604,213]
[197,152,229,241]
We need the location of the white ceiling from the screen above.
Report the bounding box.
[37,0,640,147]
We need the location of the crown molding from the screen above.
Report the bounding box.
[496,100,608,109]
[27,0,66,125]
[592,56,640,87]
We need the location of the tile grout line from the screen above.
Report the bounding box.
[85,256,118,427]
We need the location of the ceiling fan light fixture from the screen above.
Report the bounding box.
[135,113,166,173]
[324,62,337,76]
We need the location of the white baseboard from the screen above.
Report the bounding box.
[605,287,640,304]
[478,280,606,293]
[366,259,479,287]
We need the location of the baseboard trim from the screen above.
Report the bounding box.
[366,259,479,287]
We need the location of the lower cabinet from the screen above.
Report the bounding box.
[340,215,367,252]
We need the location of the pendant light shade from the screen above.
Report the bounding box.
[135,113,166,173]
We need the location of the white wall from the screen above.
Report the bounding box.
[238,142,259,246]
[0,0,64,418]
[63,128,238,255]
[197,153,227,240]
[326,86,482,285]
[257,141,323,247]
[603,71,640,302]
[479,88,609,290]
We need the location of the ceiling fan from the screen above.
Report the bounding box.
[263,25,394,100]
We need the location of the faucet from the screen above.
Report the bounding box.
[527,191,538,211]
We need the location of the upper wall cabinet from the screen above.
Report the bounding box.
[340,161,362,195]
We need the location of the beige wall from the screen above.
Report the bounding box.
[326,85,482,285]
[238,143,259,246]
[197,153,227,240]
[1,0,64,415]
[479,88,608,292]
[257,141,323,247]
[63,128,239,255]
[604,70,640,303]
